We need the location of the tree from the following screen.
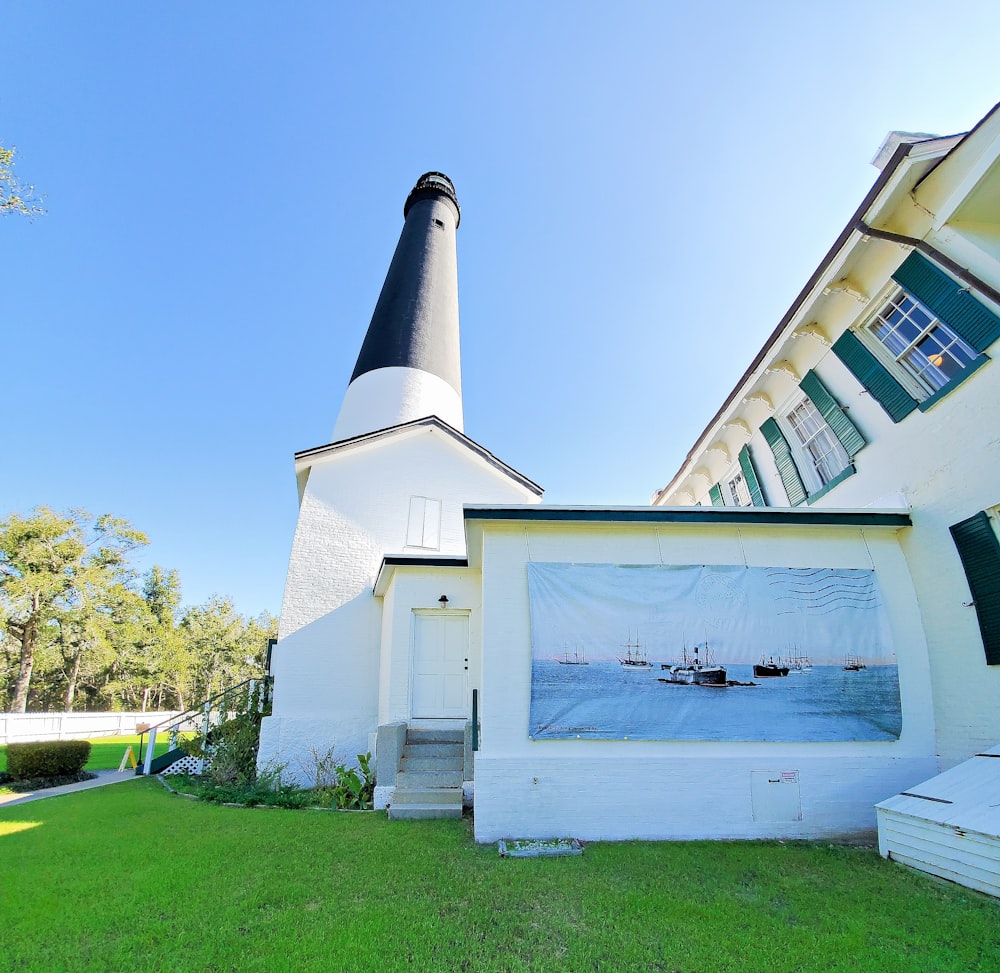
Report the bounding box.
[178,597,276,704]
[138,567,189,710]
[0,146,44,218]
[1,507,276,713]
[0,508,148,712]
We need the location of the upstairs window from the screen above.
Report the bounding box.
[726,468,752,507]
[865,287,979,398]
[709,445,765,507]
[833,253,998,421]
[783,395,851,490]
[761,372,864,506]
[406,496,442,550]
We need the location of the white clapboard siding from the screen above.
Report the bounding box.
[876,744,1000,898]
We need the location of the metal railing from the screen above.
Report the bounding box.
[472,688,479,752]
[136,677,272,776]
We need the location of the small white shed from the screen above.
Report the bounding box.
[876,744,1000,897]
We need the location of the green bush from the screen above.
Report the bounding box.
[180,683,267,785]
[7,740,92,780]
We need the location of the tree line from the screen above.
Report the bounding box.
[0,507,276,714]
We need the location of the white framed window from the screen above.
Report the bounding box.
[724,467,752,507]
[405,496,442,550]
[863,286,979,399]
[780,395,850,491]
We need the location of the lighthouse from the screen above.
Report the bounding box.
[257,173,542,777]
[333,172,464,440]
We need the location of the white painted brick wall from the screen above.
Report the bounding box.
[474,754,938,843]
[259,425,540,781]
[805,349,1000,767]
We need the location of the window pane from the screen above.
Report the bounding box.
[867,288,979,398]
[728,472,751,507]
[406,497,427,546]
[783,397,849,488]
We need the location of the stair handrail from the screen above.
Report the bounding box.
[136,676,272,774]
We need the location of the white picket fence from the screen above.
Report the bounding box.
[0,711,182,744]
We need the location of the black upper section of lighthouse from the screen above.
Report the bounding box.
[404,171,461,227]
[349,172,463,393]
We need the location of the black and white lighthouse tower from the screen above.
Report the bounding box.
[333,172,464,440]
[258,172,542,782]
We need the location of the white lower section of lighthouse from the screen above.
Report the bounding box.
[333,366,464,441]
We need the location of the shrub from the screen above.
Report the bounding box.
[181,683,266,785]
[7,740,92,780]
[332,753,375,810]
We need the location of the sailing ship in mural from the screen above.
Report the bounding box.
[557,645,589,665]
[618,630,653,671]
[527,563,901,742]
[658,639,727,686]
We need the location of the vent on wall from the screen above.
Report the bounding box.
[406,496,442,550]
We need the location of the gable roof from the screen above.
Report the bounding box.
[293,415,544,496]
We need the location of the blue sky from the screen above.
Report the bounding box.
[4,3,1000,616]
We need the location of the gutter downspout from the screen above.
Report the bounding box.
[851,219,1000,310]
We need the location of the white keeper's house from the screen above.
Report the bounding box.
[652,103,1000,773]
[259,104,1000,857]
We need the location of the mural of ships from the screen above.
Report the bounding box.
[619,630,653,671]
[843,654,867,671]
[556,645,588,665]
[659,640,727,687]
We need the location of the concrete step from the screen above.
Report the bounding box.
[392,787,463,806]
[400,755,463,773]
[405,728,464,744]
[396,769,463,788]
[388,802,463,820]
[402,743,464,759]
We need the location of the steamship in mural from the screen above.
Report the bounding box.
[527,563,901,742]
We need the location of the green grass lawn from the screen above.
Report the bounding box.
[0,734,176,774]
[1,779,997,973]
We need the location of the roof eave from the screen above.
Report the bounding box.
[292,415,544,496]
[373,554,470,597]
[654,132,965,503]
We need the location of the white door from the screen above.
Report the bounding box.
[412,612,470,719]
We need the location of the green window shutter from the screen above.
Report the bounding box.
[760,418,807,506]
[738,444,765,506]
[799,370,866,459]
[893,252,1000,353]
[949,511,1000,665]
[708,484,724,507]
[832,330,918,423]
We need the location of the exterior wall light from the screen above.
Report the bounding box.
[438,595,449,607]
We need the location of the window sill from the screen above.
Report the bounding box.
[916,354,990,413]
[806,465,856,505]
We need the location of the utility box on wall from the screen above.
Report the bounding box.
[751,770,802,822]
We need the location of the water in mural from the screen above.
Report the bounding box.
[527,563,902,741]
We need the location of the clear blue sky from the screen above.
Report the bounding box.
[4,2,1000,617]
